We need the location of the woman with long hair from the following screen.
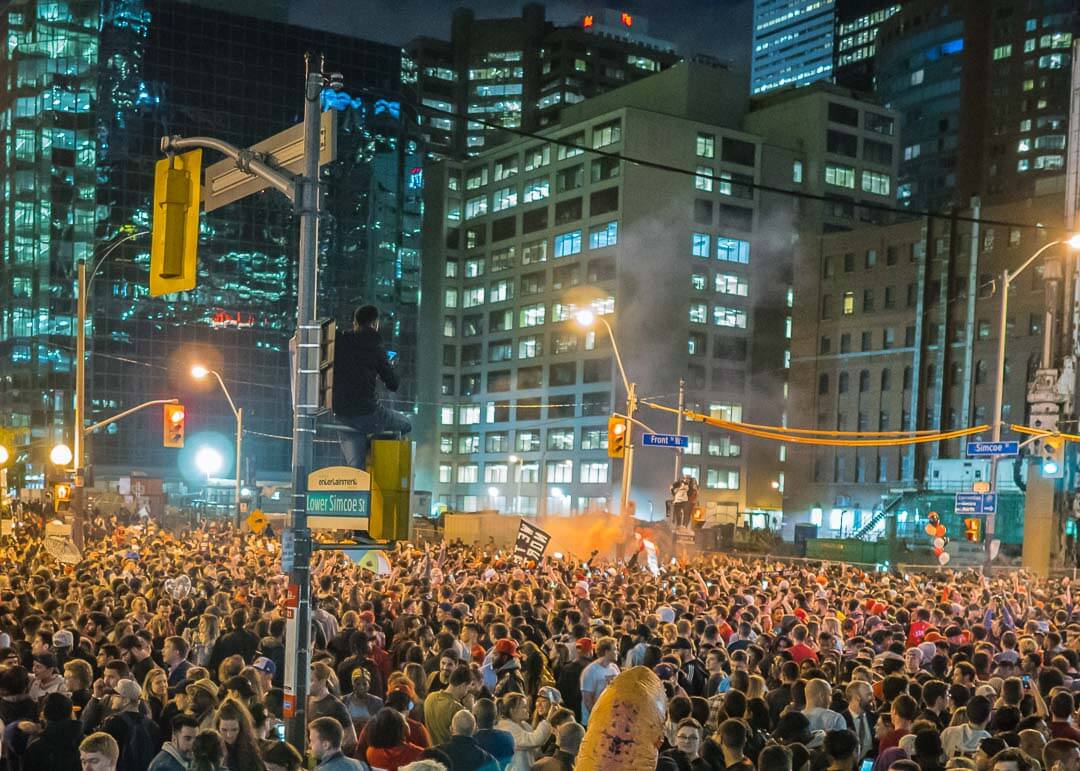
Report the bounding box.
[365,707,424,771]
[141,666,169,725]
[214,697,267,771]
[494,692,552,771]
[186,614,221,667]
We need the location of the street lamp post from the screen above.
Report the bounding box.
[988,234,1080,554]
[0,445,10,511]
[575,310,636,518]
[192,366,243,527]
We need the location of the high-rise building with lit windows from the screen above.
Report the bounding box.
[751,0,837,95]
[415,62,898,524]
[405,4,679,158]
[0,0,419,490]
[832,0,902,92]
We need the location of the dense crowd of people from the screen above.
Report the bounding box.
[2,511,1080,771]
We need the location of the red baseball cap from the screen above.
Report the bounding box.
[576,637,595,655]
[493,639,520,658]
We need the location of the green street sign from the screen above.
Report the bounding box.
[305,491,370,515]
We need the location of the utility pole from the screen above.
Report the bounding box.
[619,382,637,517]
[74,259,86,502]
[284,54,323,748]
[673,378,686,482]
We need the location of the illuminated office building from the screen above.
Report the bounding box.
[0,0,419,486]
[752,0,837,95]
[831,0,902,92]
[405,4,679,158]
[415,62,898,522]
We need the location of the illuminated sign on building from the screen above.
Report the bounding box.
[408,167,423,189]
[211,311,257,329]
[621,12,633,27]
[583,14,594,28]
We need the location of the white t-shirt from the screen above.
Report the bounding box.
[580,660,620,726]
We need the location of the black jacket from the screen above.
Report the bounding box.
[332,328,399,416]
[21,718,82,771]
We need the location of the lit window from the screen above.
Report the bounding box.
[465,195,488,219]
[523,177,549,202]
[464,257,485,277]
[692,232,711,258]
[792,160,803,183]
[694,166,714,192]
[518,334,543,359]
[712,305,747,328]
[485,464,508,484]
[842,291,855,315]
[705,468,740,490]
[444,288,458,308]
[554,230,582,257]
[459,405,481,425]
[825,164,856,189]
[714,273,749,296]
[492,186,517,211]
[580,462,609,484]
[717,237,750,264]
[696,133,715,158]
[691,273,707,291]
[525,145,550,170]
[992,44,1012,60]
[440,407,455,426]
[861,170,891,196]
[910,69,924,85]
[438,464,453,484]
[457,464,478,483]
[463,287,485,308]
[689,303,707,324]
[592,119,621,148]
[588,221,618,249]
[519,303,546,328]
[489,280,512,303]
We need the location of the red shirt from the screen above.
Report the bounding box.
[367,743,424,771]
[788,643,819,664]
[878,728,909,754]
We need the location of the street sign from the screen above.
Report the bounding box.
[281,529,294,572]
[642,433,689,448]
[246,509,267,533]
[203,110,337,212]
[966,441,1020,457]
[955,492,997,514]
[306,465,371,530]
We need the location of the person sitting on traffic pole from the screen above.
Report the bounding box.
[333,304,412,470]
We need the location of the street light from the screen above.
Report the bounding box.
[987,234,1080,553]
[0,444,9,511]
[50,444,73,467]
[192,365,244,527]
[576,309,635,518]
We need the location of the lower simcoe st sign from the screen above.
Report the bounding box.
[305,465,370,530]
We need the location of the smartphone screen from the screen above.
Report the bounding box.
[274,723,286,741]
[860,760,874,771]
[387,350,398,361]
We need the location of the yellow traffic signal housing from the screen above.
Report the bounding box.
[1041,435,1065,479]
[163,404,186,448]
[963,517,982,542]
[607,416,627,458]
[54,482,72,513]
[150,149,202,297]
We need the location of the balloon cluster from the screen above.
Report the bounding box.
[924,511,950,566]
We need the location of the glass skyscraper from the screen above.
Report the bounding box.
[751,0,837,95]
[0,0,419,489]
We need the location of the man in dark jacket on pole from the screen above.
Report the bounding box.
[333,304,411,470]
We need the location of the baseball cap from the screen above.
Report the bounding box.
[33,653,57,670]
[186,678,219,700]
[575,638,595,655]
[52,630,74,648]
[538,686,562,705]
[493,639,519,658]
[115,679,141,702]
[253,656,277,675]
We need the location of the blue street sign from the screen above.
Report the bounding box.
[966,441,1019,458]
[642,433,689,448]
[955,492,997,515]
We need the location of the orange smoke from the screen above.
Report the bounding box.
[540,512,633,561]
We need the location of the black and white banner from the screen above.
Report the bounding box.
[514,520,552,561]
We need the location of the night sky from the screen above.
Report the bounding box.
[288,0,754,72]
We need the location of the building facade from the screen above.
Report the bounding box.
[785,191,1067,533]
[831,0,902,92]
[405,4,679,158]
[751,0,837,95]
[0,0,418,488]
[415,63,899,525]
[874,0,1077,213]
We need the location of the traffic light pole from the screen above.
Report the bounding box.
[284,57,324,750]
[159,56,327,748]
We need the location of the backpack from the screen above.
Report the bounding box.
[116,711,159,771]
